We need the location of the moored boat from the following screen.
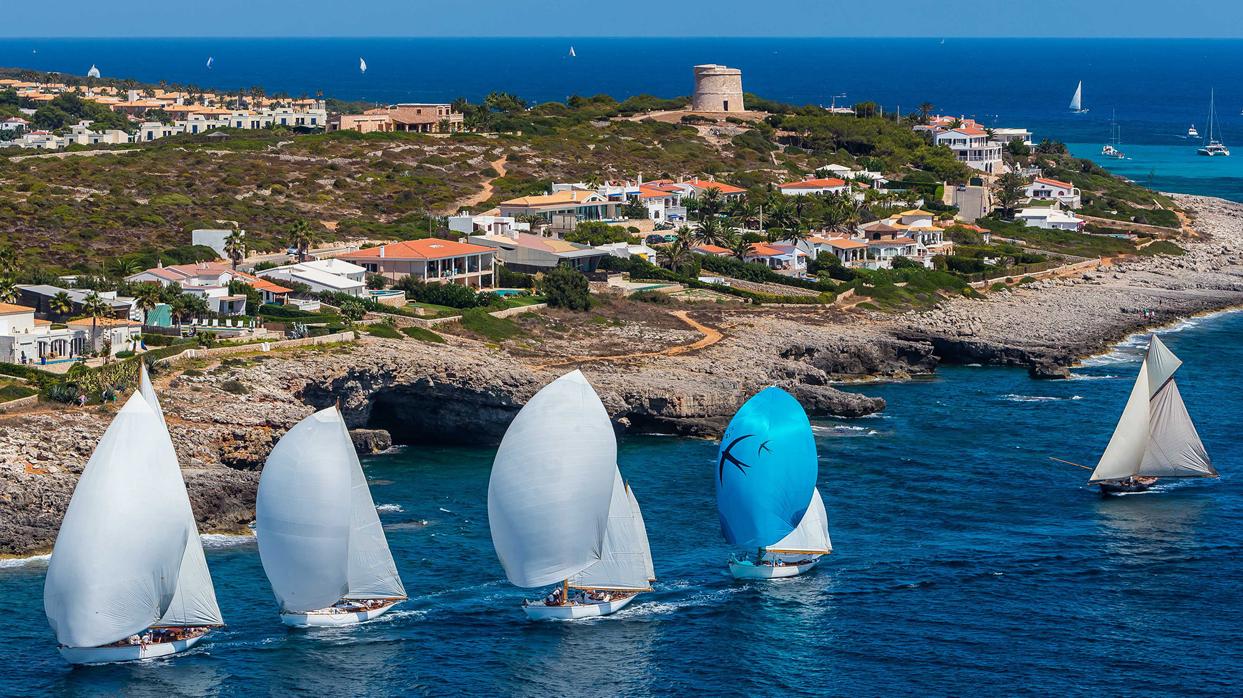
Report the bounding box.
[257,407,406,628]
[488,370,654,620]
[1084,335,1217,494]
[1198,89,1230,156]
[717,387,829,580]
[44,366,224,664]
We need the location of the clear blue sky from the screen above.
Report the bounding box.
[6,1,1243,38]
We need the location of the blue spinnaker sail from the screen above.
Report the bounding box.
[715,387,818,548]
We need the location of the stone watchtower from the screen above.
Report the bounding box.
[691,64,745,113]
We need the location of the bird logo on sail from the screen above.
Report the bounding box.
[718,434,773,481]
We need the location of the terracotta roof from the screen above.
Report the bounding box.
[0,302,35,316]
[685,179,746,195]
[67,317,140,327]
[900,209,935,217]
[868,237,917,246]
[1034,176,1075,190]
[638,187,675,200]
[747,243,786,257]
[501,190,604,207]
[779,178,847,189]
[340,238,493,261]
[249,278,293,294]
[693,244,732,255]
[825,238,867,250]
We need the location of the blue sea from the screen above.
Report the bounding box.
[2,38,1243,201]
[3,310,1242,696]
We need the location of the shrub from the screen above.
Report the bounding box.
[632,290,672,304]
[395,277,486,308]
[220,379,249,395]
[541,266,592,311]
[115,350,135,359]
[496,264,536,289]
[401,326,446,343]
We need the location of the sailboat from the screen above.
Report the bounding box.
[206,56,214,70]
[1102,110,1125,159]
[1188,124,1199,139]
[1083,336,1217,494]
[44,366,223,664]
[1198,89,1230,157]
[257,407,406,627]
[1069,80,1088,114]
[568,46,577,58]
[359,57,368,75]
[86,64,100,79]
[488,370,654,620]
[717,387,828,580]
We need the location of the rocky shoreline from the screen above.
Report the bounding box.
[2,194,1240,556]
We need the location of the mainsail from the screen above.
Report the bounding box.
[572,471,652,592]
[359,57,368,74]
[87,64,100,79]
[488,370,616,588]
[1069,81,1083,111]
[257,408,403,613]
[44,394,200,648]
[766,488,832,555]
[1089,336,1216,483]
[626,483,656,582]
[716,387,818,549]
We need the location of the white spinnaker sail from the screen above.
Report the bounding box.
[1090,359,1153,482]
[359,57,368,74]
[87,64,100,79]
[139,363,165,427]
[338,414,405,600]
[768,487,832,555]
[626,483,656,582]
[1144,335,1183,395]
[488,370,616,588]
[44,394,190,648]
[1069,81,1083,111]
[257,408,354,613]
[1139,380,1215,478]
[572,471,651,591]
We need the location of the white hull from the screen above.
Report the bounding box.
[59,633,206,665]
[280,600,401,627]
[522,594,637,620]
[729,557,821,579]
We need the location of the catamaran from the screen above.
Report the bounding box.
[488,370,654,620]
[86,64,100,79]
[1102,110,1125,159]
[717,387,830,579]
[44,366,223,664]
[1078,336,1217,494]
[1069,80,1088,114]
[1198,89,1229,157]
[257,407,406,627]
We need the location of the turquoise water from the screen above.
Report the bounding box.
[2,311,1241,695]
[1069,142,1243,202]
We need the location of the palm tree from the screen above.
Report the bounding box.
[287,220,313,263]
[697,187,723,219]
[0,277,17,304]
[170,293,192,330]
[134,283,161,325]
[223,229,247,270]
[107,257,141,279]
[49,291,73,319]
[0,247,17,278]
[918,102,935,124]
[81,291,110,356]
[693,217,732,248]
[657,236,693,275]
[728,234,753,261]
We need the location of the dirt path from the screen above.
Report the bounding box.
[535,310,724,368]
[445,155,508,213]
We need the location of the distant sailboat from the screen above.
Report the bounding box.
[1102,109,1125,159]
[1069,80,1088,114]
[44,368,223,664]
[1082,336,1217,494]
[488,371,653,620]
[568,46,576,58]
[359,57,368,75]
[86,64,100,79]
[206,56,214,70]
[1198,89,1230,157]
[257,407,406,627]
[717,387,829,579]
[1187,124,1199,139]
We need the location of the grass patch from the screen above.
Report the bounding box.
[365,323,404,339]
[400,326,446,343]
[0,383,38,401]
[1138,240,1186,256]
[405,301,463,319]
[457,308,524,341]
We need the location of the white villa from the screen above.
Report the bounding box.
[744,243,808,273]
[778,177,849,197]
[0,303,87,364]
[1025,177,1082,209]
[258,259,367,297]
[339,239,497,287]
[1016,207,1085,231]
[933,124,1005,175]
[448,214,531,237]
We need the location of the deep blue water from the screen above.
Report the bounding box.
[3,311,1242,696]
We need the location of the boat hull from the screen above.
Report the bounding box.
[1098,477,1158,494]
[280,600,401,627]
[59,633,206,665]
[729,556,821,579]
[522,594,637,620]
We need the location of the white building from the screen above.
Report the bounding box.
[1025,177,1082,209]
[0,117,29,132]
[745,243,808,273]
[596,241,659,264]
[448,214,531,237]
[64,120,129,146]
[934,125,1005,175]
[778,177,849,197]
[991,127,1034,147]
[1016,207,1085,231]
[258,263,366,297]
[0,303,87,364]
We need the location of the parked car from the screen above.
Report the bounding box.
[645,234,667,246]
[654,222,674,231]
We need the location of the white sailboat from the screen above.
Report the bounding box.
[44,368,223,664]
[1102,110,1125,159]
[86,64,100,79]
[206,56,214,70]
[1198,89,1230,157]
[1069,80,1088,113]
[488,370,653,620]
[568,46,577,58]
[1188,124,1199,139]
[359,57,368,75]
[257,407,406,627]
[729,488,832,579]
[1085,336,1217,494]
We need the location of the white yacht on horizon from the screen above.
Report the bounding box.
[1198,89,1229,157]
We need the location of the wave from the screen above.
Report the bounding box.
[201,533,256,548]
[812,425,880,436]
[1002,394,1083,403]
[0,553,50,568]
[1067,372,1119,381]
[375,503,403,513]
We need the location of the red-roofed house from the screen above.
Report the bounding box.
[778,177,849,197]
[675,178,747,201]
[1024,176,1081,209]
[744,243,808,272]
[692,244,732,257]
[338,239,496,287]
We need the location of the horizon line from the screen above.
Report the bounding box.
[6,35,1243,40]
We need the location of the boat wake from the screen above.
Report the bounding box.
[1067,372,1119,381]
[812,424,880,437]
[1002,394,1083,403]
